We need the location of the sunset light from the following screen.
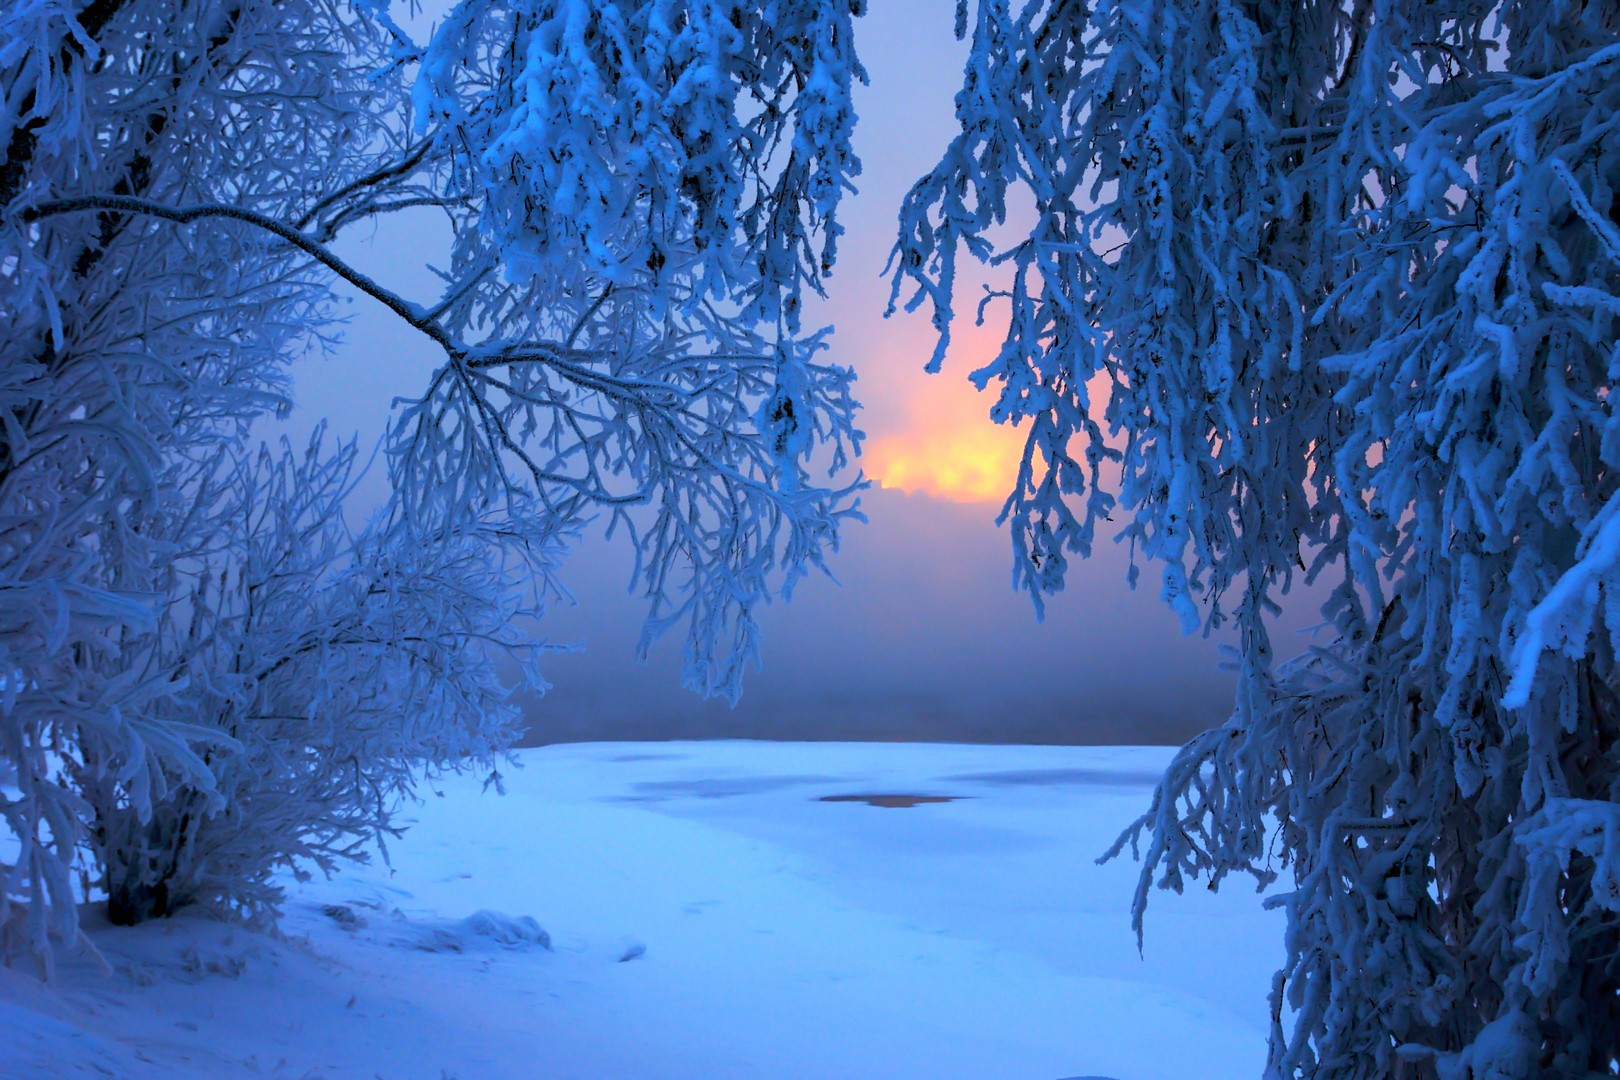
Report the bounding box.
[866,413,1026,504]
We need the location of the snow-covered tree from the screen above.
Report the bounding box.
[894,0,1620,1074]
[394,0,866,689]
[2,0,864,966]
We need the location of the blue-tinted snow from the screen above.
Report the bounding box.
[1,742,1282,1079]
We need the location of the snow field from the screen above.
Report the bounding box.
[2,742,1281,1079]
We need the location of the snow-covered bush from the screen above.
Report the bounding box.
[77,431,555,926]
[896,0,1620,1073]
[1,0,345,964]
[3,0,864,966]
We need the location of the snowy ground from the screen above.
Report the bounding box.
[3,742,1283,1079]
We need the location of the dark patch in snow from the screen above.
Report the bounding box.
[618,774,846,801]
[617,940,647,962]
[355,906,551,953]
[322,903,369,932]
[943,768,1162,788]
[818,794,965,809]
[605,751,691,763]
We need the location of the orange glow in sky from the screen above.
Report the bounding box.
[867,421,1025,503]
[857,355,1114,505]
[862,377,1028,504]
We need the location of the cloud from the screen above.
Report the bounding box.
[864,379,1026,503]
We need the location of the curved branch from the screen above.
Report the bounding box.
[21,195,719,404]
[22,194,456,354]
[293,139,434,234]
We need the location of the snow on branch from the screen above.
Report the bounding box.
[910,0,1620,1071]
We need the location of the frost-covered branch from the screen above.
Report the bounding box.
[24,190,461,340]
[908,0,1620,1073]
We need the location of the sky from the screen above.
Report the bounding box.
[280,0,1324,746]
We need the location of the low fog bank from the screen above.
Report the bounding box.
[280,323,1324,748]
[516,486,1328,748]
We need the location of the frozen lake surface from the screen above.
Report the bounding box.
[4,741,1282,1079]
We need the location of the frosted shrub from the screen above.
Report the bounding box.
[77,432,554,926]
[0,0,431,965]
